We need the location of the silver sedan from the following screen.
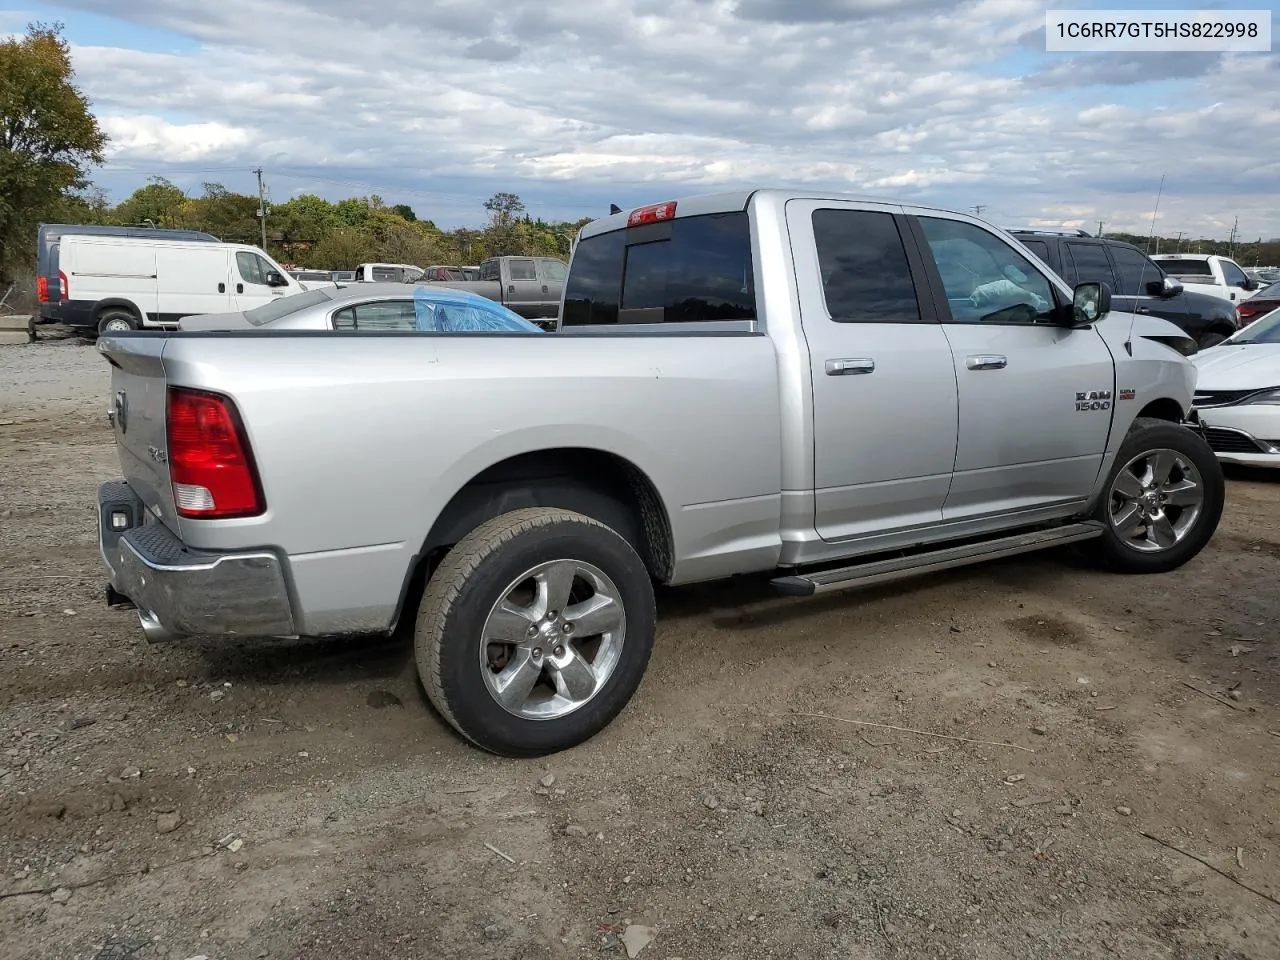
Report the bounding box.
[177,283,550,332]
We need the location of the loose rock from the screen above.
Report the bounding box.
[1030,725,1047,736]
[50,887,72,904]
[1115,805,1133,817]
[703,795,720,810]
[564,824,588,838]
[539,772,556,788]
[156,812,182,834]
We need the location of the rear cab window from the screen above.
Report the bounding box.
[561,211,756,327]
[1156,258,1214,277]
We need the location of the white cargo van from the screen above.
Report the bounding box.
[57,235,304,334]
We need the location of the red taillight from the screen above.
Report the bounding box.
[1237,300,1275,325]
[627,201,677,227]
[167,387,264,519]
[37,277,49,303]
[58,270,68,301]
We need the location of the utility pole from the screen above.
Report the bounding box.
[1097,220,1104,238]
[1228,216,1238,258]
[1174,231,1184,252]
[971,204,986,217]
[254,167,268,250]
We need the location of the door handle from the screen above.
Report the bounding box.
[1135,306,1150,314]
[542,285,549,294]
[825,358,875,376]
[236,283,244,294]
[966,354,1007,370]
[218,282,226,293]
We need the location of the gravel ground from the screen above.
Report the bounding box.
[1,336,1278,960]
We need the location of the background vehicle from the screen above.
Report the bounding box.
[423,265,466,281]
[354,262,424,283]
[421,255,566,325]
[331,270,356,283]
[1010,229,1239,348]
[1151,253,1259,303]
[1244,266,1280,286]
[288,269,338,290]
[177,283,543,332]
[36,223,219,326]
[1233,280,1280,327]
[1191,304,1280,467]
[96,189,1222,759]
[60,235,302,334]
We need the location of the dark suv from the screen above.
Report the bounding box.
[1009,230,1238,349]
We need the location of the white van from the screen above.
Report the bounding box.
[353,262,424,283]
[57,235,305,334]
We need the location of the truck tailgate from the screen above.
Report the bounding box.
[97,334,181,534]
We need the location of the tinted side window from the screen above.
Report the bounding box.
[479,260,500,281]
[561,231,623,326]
[1110,246,1162,296]
[1065,243,1117,291]
[236,251,266,285]
[1221,260,1249,287]
[918,217,1057,324]
[509,259,537,281]
[811,209,922,323]
[371,266,399,282]
[563,212,755,326]
[1017,238,1050,264]
[331,300,417,331]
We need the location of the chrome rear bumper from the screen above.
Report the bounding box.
[98,480,296,641]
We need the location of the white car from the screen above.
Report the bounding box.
[1191,305,1280,467]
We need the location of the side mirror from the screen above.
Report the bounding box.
[265,270,288,287]
[1147,276,1183,297]
[1242,278,1259,291]
[1072,281,1111,325]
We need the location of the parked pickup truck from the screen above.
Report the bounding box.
[96,189,1224,758]
[1150,253,1261,303]
[422,255,566,326]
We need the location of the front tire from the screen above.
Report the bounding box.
[1197,331,1229,350]
[415,507,656,757]
[1088,417,1224,573]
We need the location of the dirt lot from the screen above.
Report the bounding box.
[1,333,1277,960]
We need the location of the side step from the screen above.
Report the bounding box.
[771,522,1105,597]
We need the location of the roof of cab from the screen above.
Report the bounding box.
[576,187,995,242]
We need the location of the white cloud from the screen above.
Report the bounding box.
[47,0,1280,237]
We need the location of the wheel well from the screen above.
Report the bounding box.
[1137,398,1185,422]
[394,449,674,630]
[92,299,142,321]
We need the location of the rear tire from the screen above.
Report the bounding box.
[415,507,656,757]
[1088,417,1224,573]
[97,309,138,334]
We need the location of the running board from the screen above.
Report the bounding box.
[770,522,1105,598]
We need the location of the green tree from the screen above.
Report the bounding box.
[0,22,107,283]
[115,176,188,228]
[391,203,416,222]
[482,192,527,256]
[310,228,375,270]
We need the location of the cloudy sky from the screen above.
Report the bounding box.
[4,0,1278,236]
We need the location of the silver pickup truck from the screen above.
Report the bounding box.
[96,189,1225,757]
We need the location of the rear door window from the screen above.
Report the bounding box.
[1063,242,1117,290]
[562,212,756,326]
[811,209,923,323]
[331,299,418,330]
